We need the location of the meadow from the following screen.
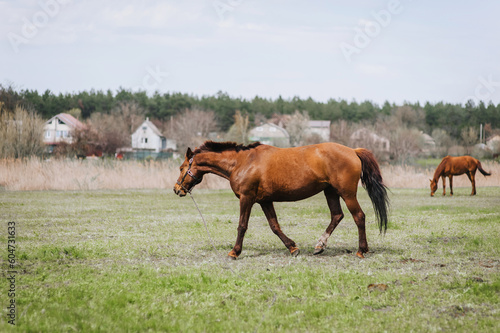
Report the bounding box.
[1,184,499,332]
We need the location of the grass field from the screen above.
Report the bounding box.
[1,187,499,332]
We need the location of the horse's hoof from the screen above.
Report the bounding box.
[227,250,238,260]
[356,251,365,259]
[313,247,324,255]
[290,247,300,257]
[227,255,237,261]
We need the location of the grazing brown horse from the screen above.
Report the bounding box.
[174,141,389,259]
[430,156,491,196]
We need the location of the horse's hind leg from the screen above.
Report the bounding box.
[449,175,453,196]
[467,170,477,195]
[260,202,299,257]
[344,196,368,258]
[314,187,344,255]
[442,176,447,196]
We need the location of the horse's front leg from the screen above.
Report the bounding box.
[228,196,254,259]
[260,202,299,256]
[441,176,446,196]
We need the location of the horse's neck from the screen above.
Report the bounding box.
[433,162,445,180]
[196,151,238,180]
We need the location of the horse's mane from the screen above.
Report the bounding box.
[193,141,262,154]
[433,156,449,180]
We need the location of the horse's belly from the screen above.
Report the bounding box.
[259,178,328,202]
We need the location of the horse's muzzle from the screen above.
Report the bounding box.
[173,185,186,197]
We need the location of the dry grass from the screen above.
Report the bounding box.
[0,158,230,191]
[0,158,499,191]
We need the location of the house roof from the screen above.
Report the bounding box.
[135,118,165,138]
[250,123,290,137]
[47,113,85,129]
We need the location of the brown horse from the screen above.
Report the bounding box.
[430,155,491,196]
[174,141,389,259]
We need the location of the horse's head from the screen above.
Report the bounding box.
[429,179,437,196]
[173,147,203,197]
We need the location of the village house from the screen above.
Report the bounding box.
[306,120,331,142]
[131,118,176,158]
[248,123,290,147]
[43,113,85,152]
[350,128,390,154]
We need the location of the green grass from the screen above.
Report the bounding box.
[1,188,499,332]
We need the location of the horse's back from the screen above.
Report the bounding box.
[237,143,362,201]
[441,155,478,175]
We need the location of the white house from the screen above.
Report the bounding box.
[43,113,85,145]
[248,123,290,147]
[306,120,331,142]
[131,118,176,153]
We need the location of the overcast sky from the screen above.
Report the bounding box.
[1,0,499,106]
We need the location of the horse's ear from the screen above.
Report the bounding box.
[429,179,432,183]
[186,148,194,159]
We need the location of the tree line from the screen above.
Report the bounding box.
[2,85,499,139]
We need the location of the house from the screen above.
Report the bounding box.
[248,123,290,147]
[43,113,85,148]
[306,120,331,142]
[350,128,390,152]
[487,135,500,154]
[131,118,176,154]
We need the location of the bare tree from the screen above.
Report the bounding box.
[392,105,427,131]
[431,128,455,157]
[225,110,249,144]
[170,108,218,153]
[112,101,146,135]
[89,113,130,155]
[461,126,478,154]
[0,105,45,158]
[330,120,355,146]
[389,126,424,164]
[286,110,309,147]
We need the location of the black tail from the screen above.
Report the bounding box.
[477,161,491,176]
[355,149,390,234]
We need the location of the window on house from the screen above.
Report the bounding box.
[45,131,51,138]
[269,127,276,132]
[63,131,69,138]
[56,131,61,138]
[145,138,148,143]
[256,127,263,132]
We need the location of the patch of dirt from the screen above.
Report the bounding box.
[368,283,388,292]
[400,258,425,263]
[439,305,476,318]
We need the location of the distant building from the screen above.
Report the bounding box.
[487,135,500,154]
[248,123,290,147]
[350,128,390,152]
[131,118,176,153]
[306,120,331,142]
[43,113,85,149]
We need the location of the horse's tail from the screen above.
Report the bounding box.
[355,148,390,234]
[477,160,491,176]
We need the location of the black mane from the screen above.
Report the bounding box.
[194,141,262,154]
